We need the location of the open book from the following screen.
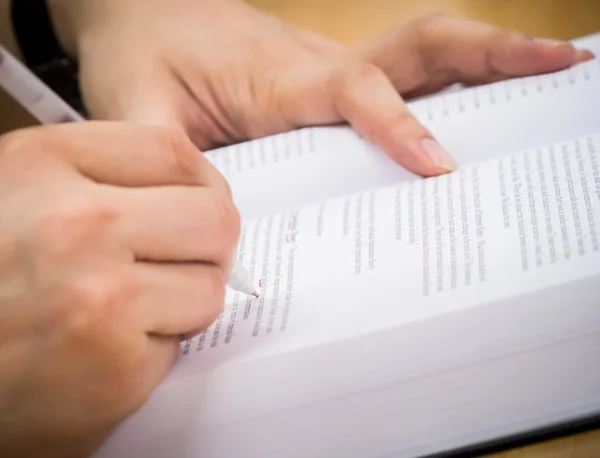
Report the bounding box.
[95,33,600,458]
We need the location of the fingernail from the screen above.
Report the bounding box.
[533,37,569,48]
[575,48,596,61]
[421,138,456,172]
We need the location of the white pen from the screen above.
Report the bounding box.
[0,45,259,298]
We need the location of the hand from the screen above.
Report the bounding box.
[50,0,594,176]
[0,123,239,457]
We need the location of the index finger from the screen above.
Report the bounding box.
[277,63,456,177]
[35,121,232,196]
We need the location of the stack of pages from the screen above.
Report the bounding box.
[95,33,600,458]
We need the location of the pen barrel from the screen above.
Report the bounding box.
[0,46,83,124]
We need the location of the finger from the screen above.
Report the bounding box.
[355,15,596,97]
[277,63,456,176]
[136,262,226,337]
[112,186,240,266]
[37,122,231,196]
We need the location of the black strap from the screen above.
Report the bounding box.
[10,0,69,68]
[10,0,87,116]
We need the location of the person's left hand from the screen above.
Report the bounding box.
[51,0,594,177]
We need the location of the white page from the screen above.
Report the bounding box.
[96,134,600,458]
[95,277,600,458]
[174,133,600,375]
[96,278,600,458]
[205,35,600,219]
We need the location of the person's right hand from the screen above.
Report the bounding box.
[0,122,240,458]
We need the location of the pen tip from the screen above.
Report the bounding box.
[251,291,260,298]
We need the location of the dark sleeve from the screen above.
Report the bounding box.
[10,0,86,116]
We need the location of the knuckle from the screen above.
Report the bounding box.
[407,13,452,50]
[411,12,448,35]
[43,273,147,411]
[63,273,139,334]
[503,31,536,57]
[344,61,383,83]
[346,61,384,80]
[329,61,385,98]
[32,198,118,257]
[155,126,201,183]
[70,275,123,314]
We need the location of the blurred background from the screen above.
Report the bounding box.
[0,0,599,456]
[248,0,600,44]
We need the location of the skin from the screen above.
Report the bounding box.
[49,0,595,176]
[0,1,595,456]
[0,123,240,458]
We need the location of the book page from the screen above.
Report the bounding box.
[94,133,600,458]
[175,133,600,376]
[206,56,600,219]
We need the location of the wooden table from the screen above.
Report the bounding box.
[247,0,600,44]
[245,1,600,457]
